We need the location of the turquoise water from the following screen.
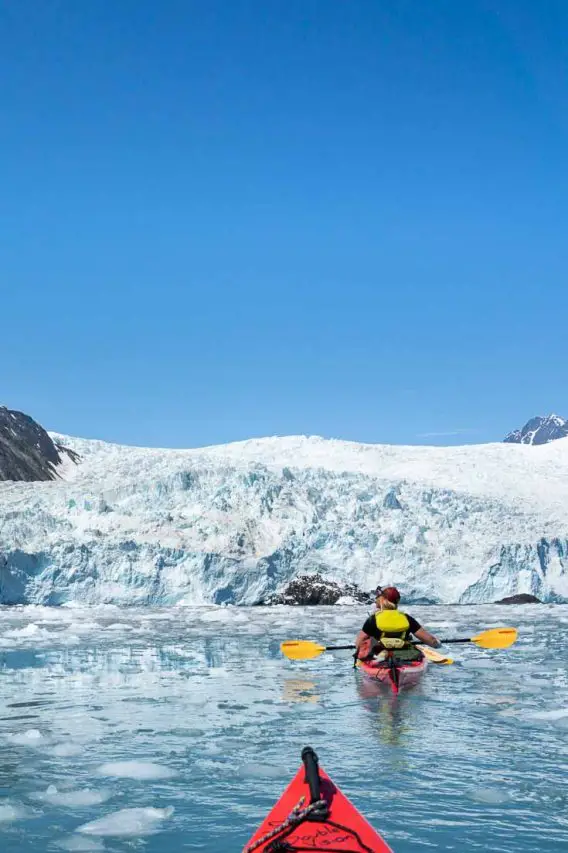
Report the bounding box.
[1,604,567,852]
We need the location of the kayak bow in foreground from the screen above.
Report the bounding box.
[243,746,392,852]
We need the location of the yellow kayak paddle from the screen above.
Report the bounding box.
[446,627,518,649]
[280,627,517,663]
[281,641,353,660]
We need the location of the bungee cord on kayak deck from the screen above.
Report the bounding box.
[243,747,392,853]
[243,796,329,853]
[243,798,378,853]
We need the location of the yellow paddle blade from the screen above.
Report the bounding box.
[471,627,518,649]
[280,640,327,660]
[417,645,454,665]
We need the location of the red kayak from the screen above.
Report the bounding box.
[357,653,428,695]
[243,746,392,852]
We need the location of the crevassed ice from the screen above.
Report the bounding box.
[0,432,567,605]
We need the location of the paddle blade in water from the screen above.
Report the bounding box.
[471,628,518,649]
[417,645,454,665]
[280,640,326,660]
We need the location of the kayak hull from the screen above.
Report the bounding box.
[357,655,428,694]
[244,757,392,852]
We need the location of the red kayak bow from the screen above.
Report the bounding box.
[243,746,392,852]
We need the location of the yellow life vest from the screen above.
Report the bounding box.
[374,610,411,649]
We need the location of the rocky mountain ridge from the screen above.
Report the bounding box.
[0,406,78,482]
[504,414,568,446]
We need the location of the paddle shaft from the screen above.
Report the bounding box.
[324,639,471,651]
[325,643,435,651]
[441,638,474,644]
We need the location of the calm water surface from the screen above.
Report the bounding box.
[1,604,567,852]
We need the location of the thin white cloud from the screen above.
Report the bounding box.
[417,428,479,438]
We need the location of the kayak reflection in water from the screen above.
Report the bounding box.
[355,585,441,662]
[357,679,411,746]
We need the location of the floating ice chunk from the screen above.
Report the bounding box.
[50,741,85,757]
[55,836,106,851]
[8,728,48,746]
[468,787,510,805]
[31,785,111,807]
[238,762,288,779]
[208,667,228,677]
[96,761,177,780]
[526,707,568,721]
[5,623,40,637]
[199,610,230,623]
[0,802,29,822]
[462,659,495,670]
[482,695,517,706]
[77,806,174,837]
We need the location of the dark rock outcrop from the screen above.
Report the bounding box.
[0,406,76,481]
[263,573,373,605]
[504,414,568,446]
[495,593,542,604]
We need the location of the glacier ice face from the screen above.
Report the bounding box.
[1,432,568,605]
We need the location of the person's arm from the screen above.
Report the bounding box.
[355,618,376,659]
[414,627,441,648]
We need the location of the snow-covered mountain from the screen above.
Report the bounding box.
[504,414,568,445]
[1,431,568,606]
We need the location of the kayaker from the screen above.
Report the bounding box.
[355,585,441,661]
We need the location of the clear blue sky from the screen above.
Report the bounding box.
[2,1,567,448]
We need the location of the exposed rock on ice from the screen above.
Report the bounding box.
[494,593,542,604]
[262,573,373,605]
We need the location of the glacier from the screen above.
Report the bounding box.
[1,432,568,605]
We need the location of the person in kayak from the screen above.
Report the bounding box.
[355,585,441,661]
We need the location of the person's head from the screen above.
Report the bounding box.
[374,585,401,611]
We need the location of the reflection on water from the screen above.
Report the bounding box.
[369,698,409,748]
[355,676,417,747]
[0,603,567,853]
[282,678,320,704]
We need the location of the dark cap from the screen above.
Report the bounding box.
[375,585,401,604]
